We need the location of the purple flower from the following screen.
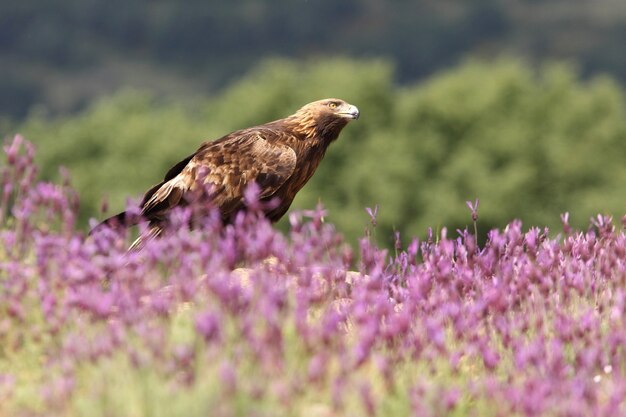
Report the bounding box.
[466,199,479,222]
[5,134,626,415]
[443,387,461,411]
[359,382,376,416]
[195,310,221,344]
[481,345,501,371]
[561,212,572,234]
[307,352,328,384]
[365,205,378,227]
[219,360,237,396]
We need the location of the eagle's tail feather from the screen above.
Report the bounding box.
[89,210,141,236]
[128,223,163,251]
[141,176,187,218]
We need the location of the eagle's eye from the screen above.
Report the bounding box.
[328,102,338,109]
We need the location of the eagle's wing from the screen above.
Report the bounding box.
[140,153,195,207]
[140,130,297,221]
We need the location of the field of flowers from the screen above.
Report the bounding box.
[2,134,626,416]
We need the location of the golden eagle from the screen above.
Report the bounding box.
[92,98,359,244]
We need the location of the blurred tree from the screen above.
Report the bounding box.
[2,0,626,118]
[15,58,626,246]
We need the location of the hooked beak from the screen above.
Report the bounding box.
[338,104,360,120]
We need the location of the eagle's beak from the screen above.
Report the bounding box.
[339,104,360,120]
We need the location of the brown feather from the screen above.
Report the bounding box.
[91,98,359,246]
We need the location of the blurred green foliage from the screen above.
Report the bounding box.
[15,58,626,245]
[3,0,626,118]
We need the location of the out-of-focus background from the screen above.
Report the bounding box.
[3,0,626,245]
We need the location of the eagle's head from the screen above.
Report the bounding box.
[290,98,359,142]
[302,98,360,120]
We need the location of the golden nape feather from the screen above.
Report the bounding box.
[91,98,359,248]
